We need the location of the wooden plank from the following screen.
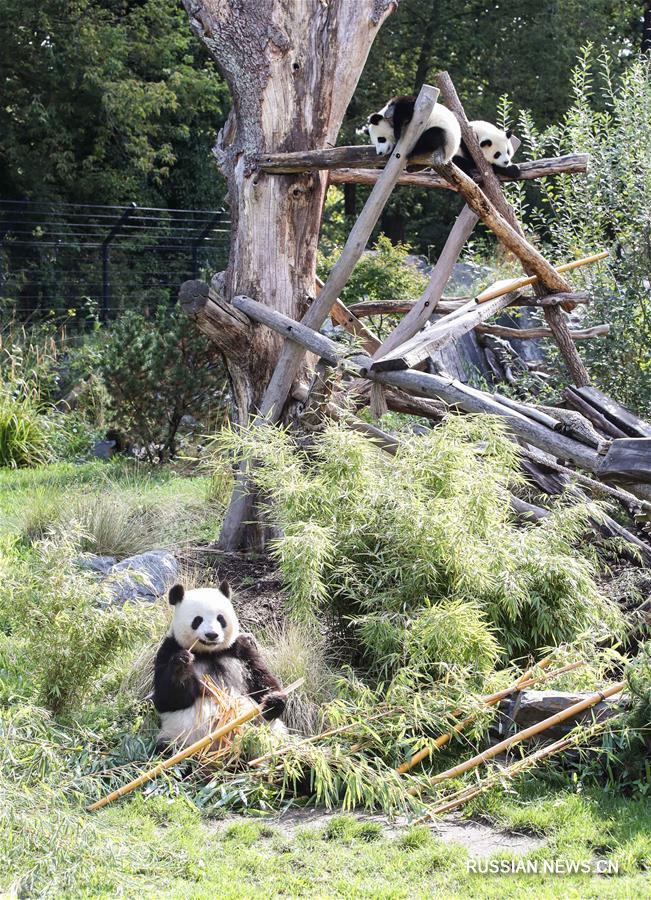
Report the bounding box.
[574,386,651,438]
[599,439,651,481]
[349,292,589,317]
[370,289,524,373]
[257,83,440,422]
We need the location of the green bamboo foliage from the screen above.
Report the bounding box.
[213,415,623,671]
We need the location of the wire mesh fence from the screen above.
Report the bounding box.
[0,199,230,325]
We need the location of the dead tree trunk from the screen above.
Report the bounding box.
[182,0,395,548]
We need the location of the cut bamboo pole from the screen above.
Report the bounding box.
[87,678,305,812]
[398,658,587,777]
[427,681,624,786]
[475,252,609,304]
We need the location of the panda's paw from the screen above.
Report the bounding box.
[261,690,287,722]
[172,649,195,680]
[503,163,522,179]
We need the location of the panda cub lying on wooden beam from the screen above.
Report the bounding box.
[362,95,520,178]
[153,582,287,749]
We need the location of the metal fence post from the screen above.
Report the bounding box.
[191,209,225,279]
[101,202,137,321]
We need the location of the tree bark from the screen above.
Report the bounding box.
[182,0,395,547]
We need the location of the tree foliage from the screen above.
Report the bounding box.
[0,0,230,207]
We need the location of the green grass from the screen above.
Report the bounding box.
[3,798,649,898]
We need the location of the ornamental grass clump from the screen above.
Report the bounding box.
[216,415,622,672]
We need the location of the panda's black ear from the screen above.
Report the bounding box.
[169,584,185,605]
[219,579,232,600]
[480,138,492,148]
[369,113,383,125]
[506,129,513,139]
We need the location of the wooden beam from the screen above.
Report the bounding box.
[599,439,651,482]
[260,146,588,179]
[475,323,609,341]
[348,291,589,317]
[572,386,651,438]
[178,278,251,363]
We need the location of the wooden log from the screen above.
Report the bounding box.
[573,386,651,439]
[370,205,480,361]
[257,84,440,423]
[327,154,589,189]
[476,323,609,341]
[491,394,563,431]
[261,145,588,178]
[427,682,625,785]
[370,288,529,372]
[349,292,589,317]
[179,279,251,363]
[599,439,651,482]
[564,387,628,439]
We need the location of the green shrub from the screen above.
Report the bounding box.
[99,306,227,461]
[511,49,651,413]
[215,417,622,671]
[0,391,51,468]
[318,233,427,310]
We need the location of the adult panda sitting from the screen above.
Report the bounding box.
[153,582,286,749]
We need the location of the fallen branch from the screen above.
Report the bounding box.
[348,292,589,318]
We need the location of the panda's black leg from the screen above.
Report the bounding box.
[492,163,521,179]
[453,155,476,176]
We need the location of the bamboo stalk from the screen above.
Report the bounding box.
[427,681,624,786]
[398,658,584,777]
[476,252,609,304]
[87,678,305,812]
[248,712,387,768]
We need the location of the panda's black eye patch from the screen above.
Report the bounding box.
[191,616,203,630]
[377,136,387,143]
[494,151,501,159]
[217,614,227,628]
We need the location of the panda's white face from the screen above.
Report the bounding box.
[471,120,515,169]
[169,584,239,652]
[367,114,395,155]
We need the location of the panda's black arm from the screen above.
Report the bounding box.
[153,637,201,713]
[233,635,286,721]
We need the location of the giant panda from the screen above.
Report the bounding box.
[153,582,286,749]
[454,121,521,178]
[364,95,461,163]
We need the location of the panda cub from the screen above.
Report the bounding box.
[364,95,461,163]
[153,582,286,749]
[454,121,521,178]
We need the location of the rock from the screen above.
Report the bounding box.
[494,689,626,744]
[78,550,178,604]
[76,554,118,575]
[91,439,117,460]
